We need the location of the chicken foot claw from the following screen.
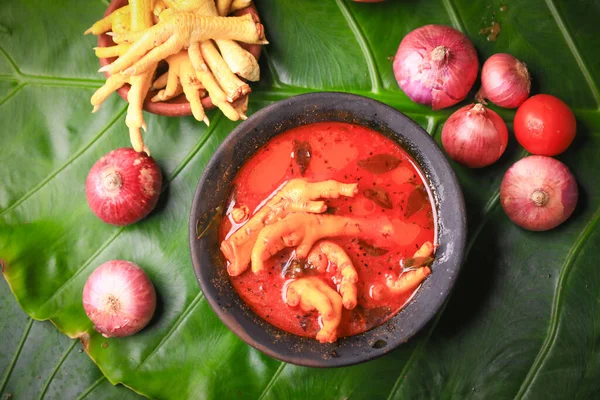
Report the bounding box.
[386,241,434,295]
[308,241,358,310]
[386,267,431,295]
[286,277,342,343]
[152,51,207,123]
[262,179,359,224]
[85,5,131,35]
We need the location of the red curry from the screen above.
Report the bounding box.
[219,122,435,341]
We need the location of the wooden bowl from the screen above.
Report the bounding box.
[189,93,467,367]
[97,0,262,117]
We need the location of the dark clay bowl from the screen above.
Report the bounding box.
[97,0,262,117]
[189,92,467,367]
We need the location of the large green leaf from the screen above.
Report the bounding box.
[2,0,600,398]
[0,274,141,399]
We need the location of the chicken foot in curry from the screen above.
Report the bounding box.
[285,277,343,343]
[307,241,358,310]
[251,213,394,274]
[221,179,359,276]
[385,241,434,295]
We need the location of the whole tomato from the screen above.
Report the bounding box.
[514,94,576,156]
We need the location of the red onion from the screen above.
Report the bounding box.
[393,25,479,110]
[476,53,531,108]
[83,260,156,338]
[500,156,578,231]
[441,104,508,168]
[86,148,162,226]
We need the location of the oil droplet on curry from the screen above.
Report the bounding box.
[219,122,436,343]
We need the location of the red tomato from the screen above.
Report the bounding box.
[514,94,576,156]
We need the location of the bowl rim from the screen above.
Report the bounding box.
[189,92,467,367]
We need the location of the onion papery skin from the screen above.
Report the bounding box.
[441,104,508,168]
[86,148,162,226]
[477,53,531,108]
[500,156,578,231]
[393,24,479,110]
[83,260,157,338]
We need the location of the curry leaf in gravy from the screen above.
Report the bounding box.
[364,187,393,209]
[324,206,338,215]
[293,140,312,175]
[405,185,428,218]
[358,239,389,256]
[282,258,319,278]
[300,313,315,332]
[357,154,402,174]
[283,258,305,278]
[401,256,434,269]
[196,206,223,239]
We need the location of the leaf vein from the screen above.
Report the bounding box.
[0,45,104,88]
[257,362,287,400]
[0,106,128,217]
[386,175,508,399]
[543,0,600,107]
[0,73,104,88]
[0,82,25,107]
[514,206,600,399]
[334,0,382,93]
[19,75,104,88]
[30,114,221,321]
[0,45,22,75]
[0,317,34,393]
[37,340,78,400]
[251,88,600,127]
[386,329,433,400]
[35,228,125,319]
[441,0,467,33]
[261,47,284,88]
[136,292,204,370]
[75,376,106,400]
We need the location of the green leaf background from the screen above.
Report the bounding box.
[1,0,600,398]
